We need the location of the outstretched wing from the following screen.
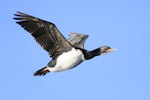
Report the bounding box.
[14,12,72,58]
[68,32,88,49]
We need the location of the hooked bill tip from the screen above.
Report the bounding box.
[111,48,117,51]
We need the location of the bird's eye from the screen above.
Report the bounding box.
[106,47,110,50]
[104,47,111,53]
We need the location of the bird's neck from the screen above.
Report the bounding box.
[82,48,101,60]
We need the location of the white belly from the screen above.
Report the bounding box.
[49,48,85,72]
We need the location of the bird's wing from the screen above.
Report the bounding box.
[14,12,72,58]
[68,32,88,49]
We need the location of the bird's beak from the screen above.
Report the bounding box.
[105,48,117,53]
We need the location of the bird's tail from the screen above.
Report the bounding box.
[34,67,50,76]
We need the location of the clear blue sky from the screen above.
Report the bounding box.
[1,0,150,100]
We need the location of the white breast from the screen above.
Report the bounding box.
[49,48,85,72]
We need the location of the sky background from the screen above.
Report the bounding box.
[1,0,150,100]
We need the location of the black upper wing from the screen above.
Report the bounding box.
[68,32,88,49]
[14,12,72,58]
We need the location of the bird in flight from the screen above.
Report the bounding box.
[13,12,116,76]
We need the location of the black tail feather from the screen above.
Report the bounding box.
[34,67,50,76]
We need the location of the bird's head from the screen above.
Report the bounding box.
[82,46,116,60]
[99,46,116,55]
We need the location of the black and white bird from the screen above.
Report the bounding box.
[13,12,116,76]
